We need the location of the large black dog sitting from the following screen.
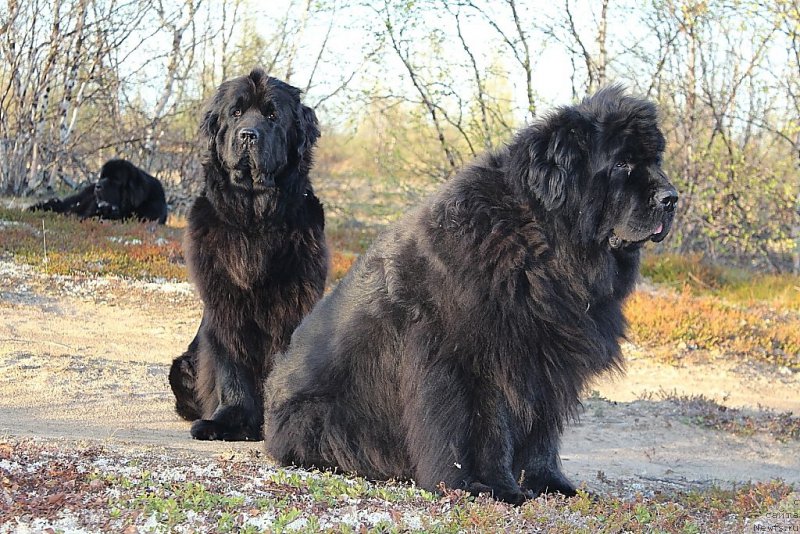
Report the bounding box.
[263,86,677,502]
[29,159,168,224]
[168,68,328,441]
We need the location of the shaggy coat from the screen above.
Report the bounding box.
[169,68,328,441]
[263,86,677,502]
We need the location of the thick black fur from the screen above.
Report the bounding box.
[169,68,328,441]
[263,86,677,503]
[28,159,168,224]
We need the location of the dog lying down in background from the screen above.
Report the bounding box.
[29,159,168,224]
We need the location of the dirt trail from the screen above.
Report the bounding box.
[0,258,798,492]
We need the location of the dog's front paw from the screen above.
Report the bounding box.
[523,473,578,498]
[190,419,222,440]
[465,481,527,506]
[190,419,262,441]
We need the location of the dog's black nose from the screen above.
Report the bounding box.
[654,187,678,212]
[238,128,259,143]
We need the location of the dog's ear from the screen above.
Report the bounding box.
[199,106,220,150]
[126,169,148,208]
[511,111,587,211]
[200,87,227,151]
[296,103,320,159]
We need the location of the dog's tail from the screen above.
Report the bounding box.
[169,339,202,421]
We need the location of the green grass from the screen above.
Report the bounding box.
[78,467,799,533]
[103,474,797,533]
[9,435,792,534]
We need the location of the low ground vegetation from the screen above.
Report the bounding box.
[0,206,798,532]
[1,439,797,533]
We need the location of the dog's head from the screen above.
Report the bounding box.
[510,85,677,251]
[200,68,320,196]
[95,159,147,218]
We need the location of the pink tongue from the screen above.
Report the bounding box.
[654,223,663,235]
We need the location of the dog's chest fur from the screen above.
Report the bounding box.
[207,224,277,290]
[185,196,292,294]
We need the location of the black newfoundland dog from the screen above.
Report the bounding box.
[29,159,168,224]
[263,86,677,503]
[168,68,328,441]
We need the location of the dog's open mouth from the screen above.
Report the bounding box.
[649,214,677,243]
[649,221,668,243]
[610,220,670,249]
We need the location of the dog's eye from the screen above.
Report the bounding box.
[267,111,277,121]
[232,109,242,118]
[615,161,634,175]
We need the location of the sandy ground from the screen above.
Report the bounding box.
[0,258,798,493]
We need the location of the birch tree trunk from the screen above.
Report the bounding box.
[142,0,201,169]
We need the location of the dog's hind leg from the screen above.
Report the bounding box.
[404,360,528,505]
[263,382,390,476]
[263,395,333,468]
[169,336,203,421]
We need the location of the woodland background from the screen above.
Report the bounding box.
[2,3,799,531]
[1,0,798,271]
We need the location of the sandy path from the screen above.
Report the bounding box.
[0,258,798,491]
